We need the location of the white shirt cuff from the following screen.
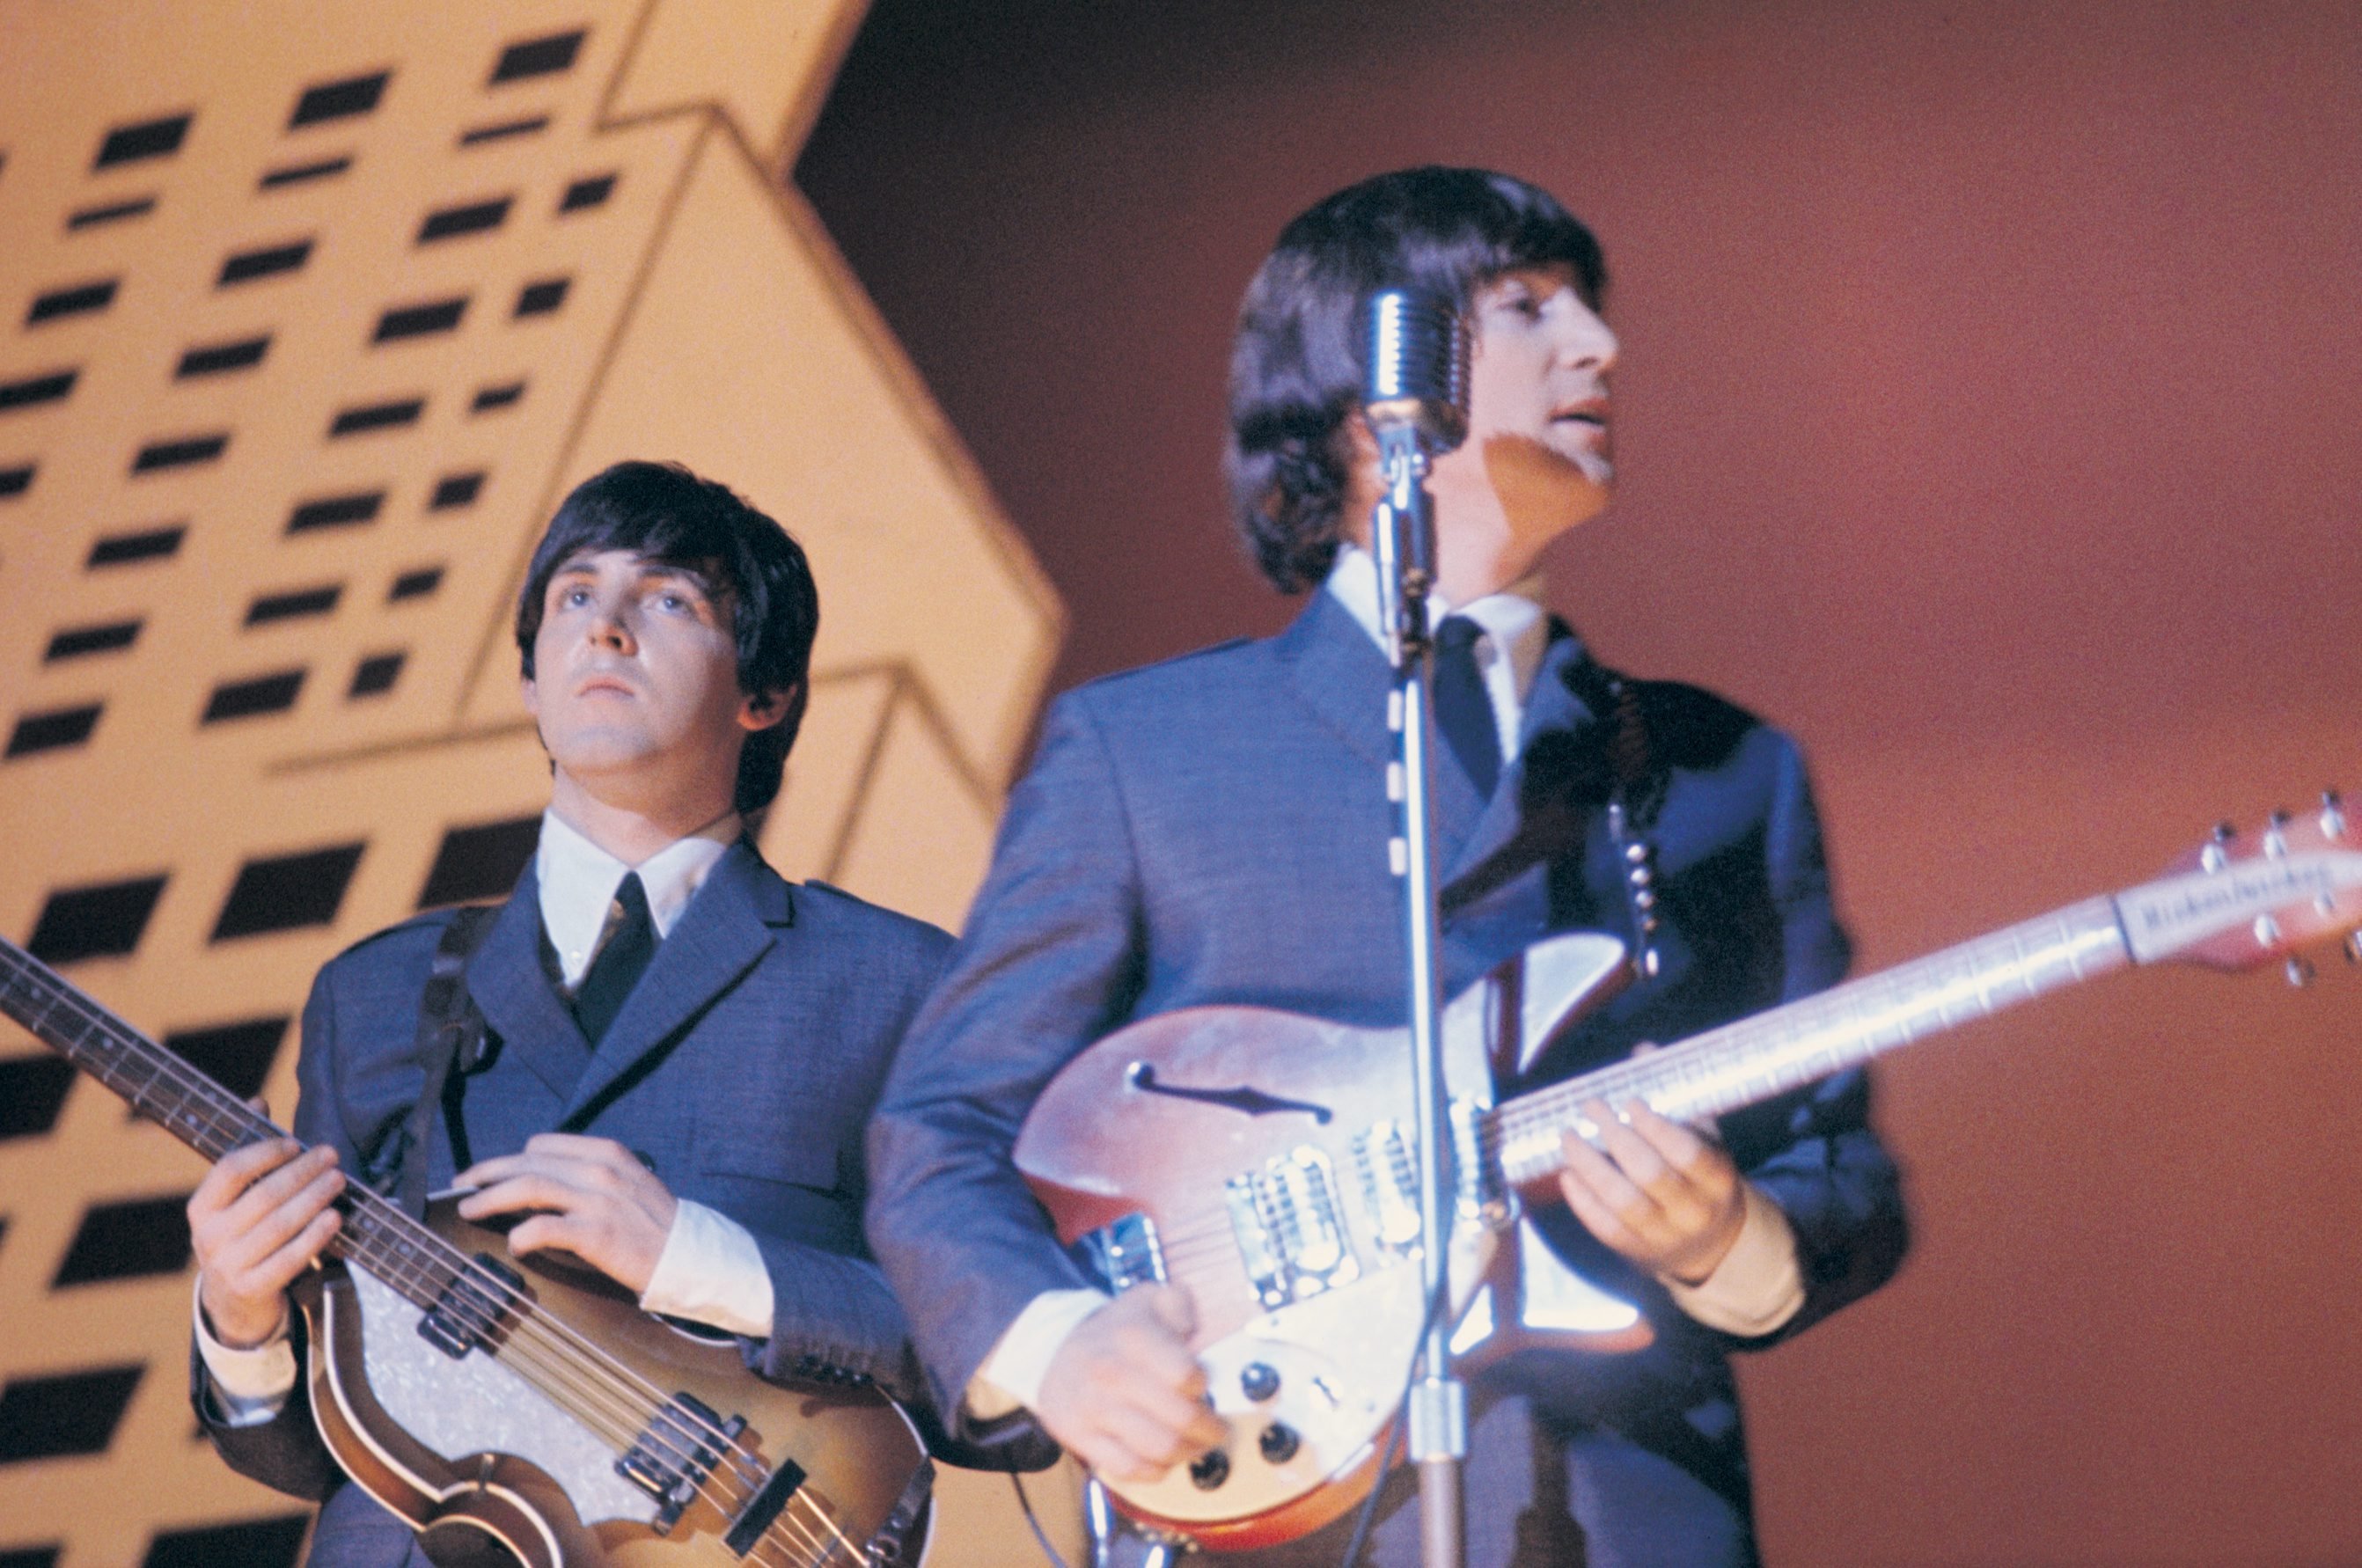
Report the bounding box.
[967,1287,1112,1418]
[1661,1181,1807,1337]
[192,1278,297,1425]
[638,1198,775,1338]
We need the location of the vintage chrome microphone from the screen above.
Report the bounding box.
[1360,284,1473,1568]
[1362,288,1469,663]
[1365,288,1471,451]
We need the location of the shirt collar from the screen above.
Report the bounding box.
[535,808,739,988]
[1324,545,1553,704]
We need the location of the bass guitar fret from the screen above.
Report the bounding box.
[0,938,870,1560]
[2,948,271,1162]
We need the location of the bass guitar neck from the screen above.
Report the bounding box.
[0,934,932,1568]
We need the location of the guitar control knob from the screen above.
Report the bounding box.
[1258,1422,1301,1465]
[1239,1362,1280,1402]
[1189,1449,1230,1491]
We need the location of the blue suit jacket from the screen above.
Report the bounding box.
[866,594,1907,1557]
[199,840,949,1565]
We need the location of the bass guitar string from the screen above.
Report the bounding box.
[1,951,866,1566]
[62,1016,855,1568]
[339,1188,867,1568]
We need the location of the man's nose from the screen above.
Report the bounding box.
[1559,316,1615,373]
[1561,305,1618,371]
[589,600,634,649]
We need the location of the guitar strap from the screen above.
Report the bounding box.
[382,904,500,1219]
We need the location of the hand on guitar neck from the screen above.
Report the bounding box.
[1036,1284,1229,1483]
[1557,1097,1749,1287]
[189,1139,348,1350]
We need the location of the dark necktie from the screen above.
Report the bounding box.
[1433,614,1503,798]
[570,872,655,1046]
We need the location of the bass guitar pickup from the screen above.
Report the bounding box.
[416,1252,524,1359]
[615,1390,748,1536]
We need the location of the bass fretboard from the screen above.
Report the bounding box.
[0,934,521,1314]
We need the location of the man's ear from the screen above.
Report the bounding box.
[739,684,796,733]
[520,674,540,722]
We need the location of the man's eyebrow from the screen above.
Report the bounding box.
[634,562,715,591]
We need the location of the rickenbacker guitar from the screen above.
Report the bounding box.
[0,937,934,1568]
[1015,797,2362,1551]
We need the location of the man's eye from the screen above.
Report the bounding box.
[560,585,592,607]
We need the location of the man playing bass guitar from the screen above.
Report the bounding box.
[864,168,1910,1565]
[188,461,949,1564]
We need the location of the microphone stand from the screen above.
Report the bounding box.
[1370,420,1465,1568]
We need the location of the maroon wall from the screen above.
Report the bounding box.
[800,4,2362,1562]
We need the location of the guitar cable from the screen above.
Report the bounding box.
[1011,1470,1075,1568]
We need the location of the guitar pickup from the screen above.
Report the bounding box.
[1351,1120,1424,1253]
[1073,1213,1166,1293]
[417,1252,524,1359]
[720,1451,805,1556]
[1227,1146,1358,1308]
[615,1391,745,1535]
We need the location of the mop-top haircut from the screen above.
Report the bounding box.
[1225,166,1606,593]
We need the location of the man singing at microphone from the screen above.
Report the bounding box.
[867,167,1907,1564]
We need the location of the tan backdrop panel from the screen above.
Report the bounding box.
[0,3,1067,1563]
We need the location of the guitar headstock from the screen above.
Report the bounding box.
[2121,791,2362,977]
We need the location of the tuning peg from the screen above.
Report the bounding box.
[2324,790,2347,841]
[2203,821,2236,872]
[2264,810,2292,858]
[2346,931,2362,966]
[2285,955,2316,988]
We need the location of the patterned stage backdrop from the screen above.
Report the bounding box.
[0,3,1074,1563]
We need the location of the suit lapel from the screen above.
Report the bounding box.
[465,866,592,1102]
[1273,591,1393,771]
[559,840,793,1123]
[1274,590,1490,835]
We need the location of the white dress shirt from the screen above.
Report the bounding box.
[969,550,1803,1418]
[197,809,777,1423]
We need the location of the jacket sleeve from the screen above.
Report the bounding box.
[1720,736,1910,1345]
[192,964,357,1500]
[864,692,1147,1466]
[743,1238,928,1403]
[738,916,950,1409]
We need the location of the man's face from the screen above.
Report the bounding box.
[521,548,778,814]
[1423,261,1619,555]
[1460,262,1617,486]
